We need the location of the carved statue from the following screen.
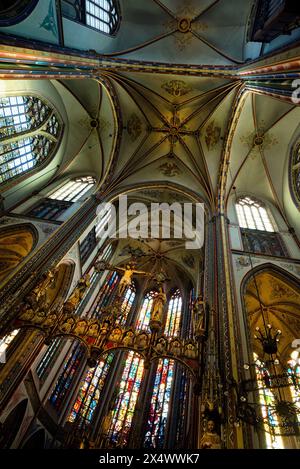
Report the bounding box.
[97,320,111,347]
[150,286,167,324]
[27,269,57,310]
[73,319,88,336]
[184,341,198,359]
[169,339,181,356]
[122,330,135,347]
[64,274,91,313]
[43,312,58,328]
[200,420,222,449]
[192,296,205,337]
[108,327,122,343]
[59,316,75,334]
[32,310,47,325]
[106,263,151,296]
[135,332,149,350]
[154,337,167,355]
[19,305,35,322]
[86,321,100,338]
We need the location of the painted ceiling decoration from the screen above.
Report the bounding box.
[99,0,253,65]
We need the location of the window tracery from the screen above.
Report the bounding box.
[0,95,62,184]
[236,196,275,232]
[62,0,120,35]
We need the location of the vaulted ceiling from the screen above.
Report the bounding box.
[245,271,300,362]
[2,0,299,251]
[99,0,254,64]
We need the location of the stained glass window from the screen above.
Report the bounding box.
[291,142,300,204]
[67,277,136,429]
[108,351,145,446]
[96,205,112,244]
[105,288,156,446]
[175,368,189,447]
[145,358,175,448]
[68,352,114,427]
[49,176,96,202]
[102,244,113,263]
[36,338,65,384]
[118,284,136,326]
[145,289,183,448]
[164,289,182,337]
[136,290,157,332]
[287,351,300,421]
[236,197,275,232]
[93,270,119,317]
[254,354,284,449]
[0,95,61,184]
[62,0,120,35]
[26,198,72,220]
[80,227,97,265]
[49,343,86,412]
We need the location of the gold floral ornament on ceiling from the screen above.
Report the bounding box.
[205,120,222,151]
[158,162,181,177]
[269,277,298,300]
[163,2,208,52]
[240,121,279,159]
[127,113,143,142]
[161,80,192,98]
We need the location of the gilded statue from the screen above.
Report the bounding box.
[106,262,151,296]
[150,286,167,324]
[27,269,57,310]
[64,274,91,313]
[192,296,205,337]
[200,420,222,449]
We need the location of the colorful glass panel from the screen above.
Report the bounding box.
[136,290,156,331]
[118,285,136,325]
[254,354,284,449]
[49,343,85,412]
[68,352,114,426]
[108,351,145,446]
[164,289,182,337]
[145,289,182,447]
[145,358,175,448]
[36,337,65,384]
[93,270,119,317]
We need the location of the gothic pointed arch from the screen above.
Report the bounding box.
[0,223,38,284]
[0,94,63,188]
[0,398,28,448]
[22,428,46,449]
[0,1,38,26]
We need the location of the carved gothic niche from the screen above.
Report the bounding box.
[46,260,76,310]
[0,224,38,284]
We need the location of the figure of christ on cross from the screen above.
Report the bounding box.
[106,263,152,296]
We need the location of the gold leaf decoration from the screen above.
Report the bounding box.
[205,120,221,151]
[127,113,142,142]
[158,162,181,177]
[162,80,192,98]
